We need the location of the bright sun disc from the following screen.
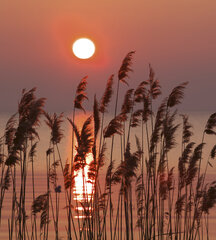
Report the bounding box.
[72,38,95,59]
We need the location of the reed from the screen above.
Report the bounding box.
[0,54,216,240]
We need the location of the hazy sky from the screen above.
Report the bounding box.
[1,0,216,113]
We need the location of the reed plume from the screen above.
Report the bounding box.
[210,145,216,159]
[32,193,49,231]
[105,160,115,190]
[5,114,17,153]
[159,171,168,201]
[178,142,195,189]
[29,142,37,161]
[163,110,179,153]
[118,51,135,85]
[202,182,216,214]
[10,88,45,152]
[150,100,167,153]
[121,89,134,117]
[130,110,142,128]
[112,142,141,188]
[74,76,88,113]
[133,81,151,125]
[142,96,152,123]
[134,81,148,103]
[181,114,193,144]
[186,143,205,186]
[63,162,75,190]
[167,82,188,108]
[68,116,93,170]
[80,116,94,155]
[44,112,64,144]
[204,112,216,135]
[147,64,161,99]
[99,74,114,113]
[103,115,124,138]
[97,143,106,168]
[49,160,60,186]
[88,143,106,181]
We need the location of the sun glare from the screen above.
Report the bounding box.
[72,38,95,59]
[73,153,94,201]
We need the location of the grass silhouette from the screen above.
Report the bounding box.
[0,53,216,240]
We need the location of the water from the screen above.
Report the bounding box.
[0,112,216,239]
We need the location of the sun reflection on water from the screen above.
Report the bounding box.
[73,153,94,218]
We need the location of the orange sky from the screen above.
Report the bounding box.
[0,0,216,112]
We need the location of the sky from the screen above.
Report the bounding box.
[0,0,216,113]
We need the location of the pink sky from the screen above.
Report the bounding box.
[0,0,216,112]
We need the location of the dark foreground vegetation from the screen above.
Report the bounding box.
[0,52,216,240]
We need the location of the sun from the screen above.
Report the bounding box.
[72,38,95,59]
